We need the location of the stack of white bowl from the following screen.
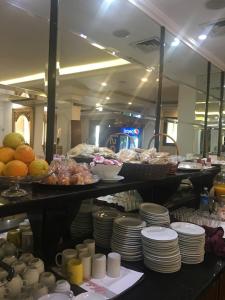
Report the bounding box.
[93,208,120,248]
[170,222,205,264]
[139,203,170,227]
[111,216,146,261]
[141,226,181,273]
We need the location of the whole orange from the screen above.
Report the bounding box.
[14,144,35,164]
[0,147,15,163]
[0,162,5,175]
[4,160,28,177]
[28,159,49,176]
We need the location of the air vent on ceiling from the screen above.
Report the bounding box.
[201,18,225,37]
[130,36,160,53]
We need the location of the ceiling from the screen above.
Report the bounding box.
[0,0,224,120]
[136,0,225,70]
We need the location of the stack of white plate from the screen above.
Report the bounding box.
[111,217,146,261]
[139,203,170,227]
[170,222,205,264]
[141,226,181,273]
[93,208,120,248]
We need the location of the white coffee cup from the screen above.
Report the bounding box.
[29,258,45,275]
[19,253,34,264]
[76,244,89,256]
[83,239,95,256]
[22,266,40,286]
[55,249,77,274]
[6,274,23,297]
[2,242,17,256]
[54,279,70,293]
[79,253,91,281]
[0,267,8,281]
[107,252,121,278]
[32,283,48,299]
[92,254,106,279]
[12,260,27,275]
[39,272,56,291]
[0,284,8,298]
[2,255,17,265]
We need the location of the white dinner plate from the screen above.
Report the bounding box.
[170,222,205,236]
[141,226,178,241]
[39,293,76,300]
[101,175,124,182]
[75,292,105,300]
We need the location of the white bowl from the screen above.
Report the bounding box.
[91,164,122,179]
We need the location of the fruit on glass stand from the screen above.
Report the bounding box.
[3,132,25,149]
[4,160,28,177]
[28,159,49,176]
[14,144,35,164]
[0,147,15,163]
[0,162,5,175]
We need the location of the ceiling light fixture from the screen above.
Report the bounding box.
[101,82,107,86]
[171,38,180,47]
[198,34,207,40]
[146,68,152,73]
[91,43,105,50]
[106,96,110,100]
[128,102,132,105]
[80,33,87,39]
[141,78,148,82]
[156,78,159,82]
[60,59,129,76]
[0,59,130,85]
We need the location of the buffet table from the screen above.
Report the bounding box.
[70,253,225,300]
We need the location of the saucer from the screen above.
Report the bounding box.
[101,175,124,182]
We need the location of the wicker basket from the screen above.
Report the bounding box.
[119,133,179,180]
[119,162,170,180]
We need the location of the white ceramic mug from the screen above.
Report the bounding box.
[55,249,77,274]
[22,266,40,286]
[83,239,95,256]
[2,242,17,256]
[76,244,89,256]
[54,279,71,294]
[39,272,56,291]
[107,252,121,278]
[0,284,8,299]
[19,252,34,264]
[92,254,106,279]
[29,258,45,275]
[79,253,91,281]
[12,260,26,275]
[2,255,17,266]
[0,267,8,281]
[6,274,23,297]
[32,283,48,299]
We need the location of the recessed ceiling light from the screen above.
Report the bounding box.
[101,82,107,86]
[156,78,159,82]
[106,96,110,100]
[128,102,132,105]
[141,78,148,82]
[146,68,152,73]
[91,43,105,50]
[80,33,87,39]
[198,34,207,40]
[96,103,101,107]
[171,38,180,47]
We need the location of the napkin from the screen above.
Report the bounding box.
[203,225,225,257]
[80,266,144,299]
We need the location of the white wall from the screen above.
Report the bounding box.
[0,102,12,143]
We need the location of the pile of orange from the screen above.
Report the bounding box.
[0,132,49,177]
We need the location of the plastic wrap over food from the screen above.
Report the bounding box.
[116,149,138,162]
[45,157,96,185]
[67,144,97,157]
